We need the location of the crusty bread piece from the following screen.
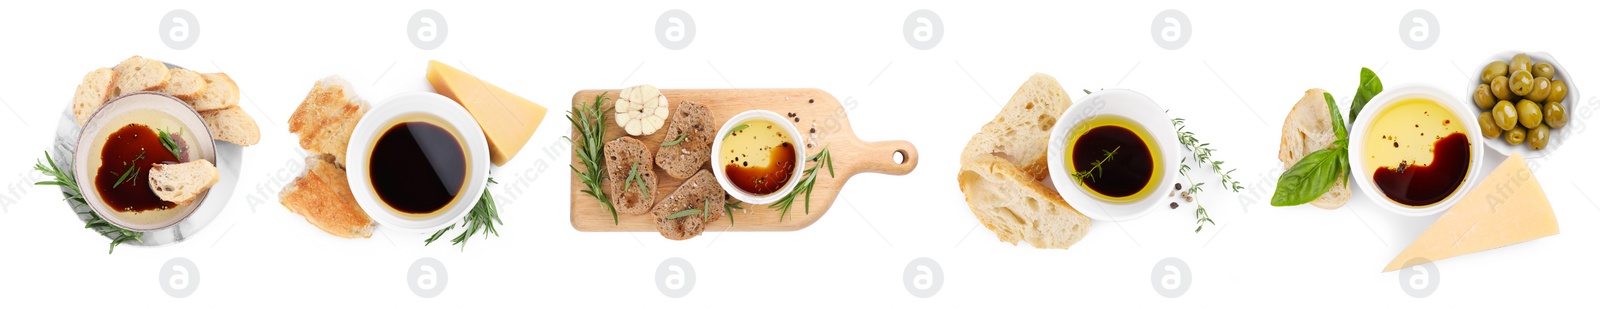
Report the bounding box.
[652,169,725,240]
[200,106,261,146]
[654,101,714,179]
[280,154,375,238]
[956,73,1091,250]
[72,68,118,125]
[191,73,239,111]
[960,73,1073,180]
[148,159,220,206]
[605,137,658,215]
[288,76,368,166]
[161,68,207,102]
[113,55,169,94]
[958,153,1090,249]
[1278,89,1351,209]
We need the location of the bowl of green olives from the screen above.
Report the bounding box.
[1469,51,1579,158]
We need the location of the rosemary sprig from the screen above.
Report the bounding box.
[33,151,143,253]
[157,127,183,159]
[1069,146,1119,184]
[724,199,742,225]
[111,150,146,188]
[770,146,833,221]
[661,133,687,147]
[425,178,502,250]
[566,93,620,224]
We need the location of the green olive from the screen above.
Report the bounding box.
[1478,111,1503,139]
[1506,125,1527,145]
[1491,75,1513,100]
[1527,77,1552,103]
[1510,70,1534,96]
[1548,79,1568,103]
[1529,124,1551,150]
[1545,100,1568,129]
[1473,84,1495,109]
[1532,63,1556,79]
[1482,61,1509,83]
[1493,100,1518,130]
[1510,53,1533,73]
[1517,99,1543,128]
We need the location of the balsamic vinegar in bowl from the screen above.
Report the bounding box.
[1066,116,1163,203]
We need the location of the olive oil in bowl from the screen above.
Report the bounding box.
[1066,116,1163,203]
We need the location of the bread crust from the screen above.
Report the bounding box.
[288,77,367,166]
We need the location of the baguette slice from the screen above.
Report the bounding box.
[288,76,368,166]
[960,73,1073,180]
[280,155,375,238]
[113,55,169,94]
[1277,89,1350,209]
[651,169,725,240]
[958,153,1090,249]
[162,68,208,102]
[605,137,658,215]
[191,73,239,111]
[148,159,220,206]
[71,68,118,125]
[200,106,261,146]
[654,101,715,179]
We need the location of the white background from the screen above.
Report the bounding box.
[0,0,1596,307]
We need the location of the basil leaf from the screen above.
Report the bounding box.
[1349,67,1383,122]
[1270,149,1342,206]
[1323,93,1347,141]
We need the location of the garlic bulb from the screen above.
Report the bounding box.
[615,85,669,136]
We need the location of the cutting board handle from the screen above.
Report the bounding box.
[845,140,917,176]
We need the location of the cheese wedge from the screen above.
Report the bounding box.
[426,60,548,166]
[1382,153,1559,272]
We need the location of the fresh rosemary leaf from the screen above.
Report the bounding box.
[666,208,703,220]
[426,178,501,250]
[661,133,687,146]
[770,146,832,221]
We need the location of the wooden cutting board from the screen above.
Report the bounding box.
[569,89,918,232]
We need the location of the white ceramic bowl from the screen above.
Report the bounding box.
[74,92,218,231]
[1046,89,1180,222]
[347,92,490,231]
[1350,84,1486,217]
[1466,51,1580,159]
[711,110,807,204]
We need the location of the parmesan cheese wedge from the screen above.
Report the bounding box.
[426,60,548,166]
[1382,153,1559,272]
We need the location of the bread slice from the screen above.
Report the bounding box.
[162,68,208,102]
[71,68,118,125]
[280,154,375,238]
[288,76,368,166]
[1278,89,1351,209]
[652,169,726,240]
[958,153,1090,249]
[605,137,658,215]
[200,106,261,146]
[190,73,239,111]
[654,101,714,179]
[148,159,220,205]
[113,55,169,94]
[960,73,1073,180]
